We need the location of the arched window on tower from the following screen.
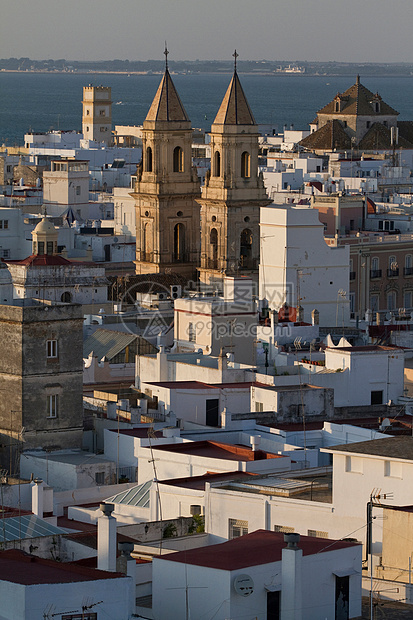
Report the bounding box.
[241,151,251,178]
[240,228,253,269]
[210,228,218,269]
[173,146,184,173]
[174,223,186,261]
[61,291,72,303]
[146,146,153,172]
[213,151,221,177]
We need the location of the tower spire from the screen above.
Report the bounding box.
[164,42,169,72]
[232,49,239,73]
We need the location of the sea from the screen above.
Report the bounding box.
[1,72,413,146]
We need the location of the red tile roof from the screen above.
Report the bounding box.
[158,529,359,570]
[0,549,125,585]
[5,254,73,266]
[150,440,284,462]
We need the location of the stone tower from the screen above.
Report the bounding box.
[82,85,112,144]
[198,53,271,288]
[31,215,59,256]
[133,49,200,279]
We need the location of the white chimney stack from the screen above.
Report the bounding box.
[250,435,261,452]
[98,503,117,572]
[32,478,44,518]
[281,533,303,620]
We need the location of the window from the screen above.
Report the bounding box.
[370,295,379,312]
[274,525,294,533]
[349,292,355,314]
[384,460,402,478]
[343,120,347,128]
[47,394,58,418]
[308,529,328,538]
[95,472,105,485]
[6,165,12,173]
[366,121,371,129]
[38,241,45,255]
[255,402,263,412]
[0,249,10,259]
[406,255,412,269]
[145,146,153,172]
[100,127,106,132]
[404,291,412,309]
[188,322,196,342]
[99,109,106,116]
[213,151,221,177]
[86,110,90,115]
[174,223,185,261]
[229,518,248,539]
[46,241,54,255]
[371,257,379,271]
[241,151,251,178]
[46,339,58,359]
[389,255,397,270]
[371,390,383,405]
[76,186,81,196]
[387,291,397,310]
[0,220,9,229]
[173,146,184,173]
[345,455,363,473]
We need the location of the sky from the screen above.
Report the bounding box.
[2,0,413,64]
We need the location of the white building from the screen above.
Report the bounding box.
[259,204,350,326]
[152,529,362,620]
[0,548,132,620]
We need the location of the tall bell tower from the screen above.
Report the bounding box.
[198,52,271,287]
[82,85,112,145]
[133,48,200,279]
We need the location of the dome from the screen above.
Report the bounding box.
[33,216,56,234]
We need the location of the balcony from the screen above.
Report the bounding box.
[370,269,382,279]
[387,268,399,278]
[404,267,413,276]
[349,271,356,281]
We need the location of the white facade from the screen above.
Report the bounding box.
[43,159,90,218]
[0,207,34,259]
[113,186,136,237]
[152,531,362,620]
[0,558,132,620]
[259,204,350,326]
[298,343,404,407]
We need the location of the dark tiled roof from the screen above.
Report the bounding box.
[213,71,256,125]
[398,121,413,145]
[299,120,352,151]
[327,436,413,459]
[158,529,359,570]
[318,78,399,117]
[83,328,157,360]
[358,122,413,150]
[145,70,189,123]
[108,272,189,302]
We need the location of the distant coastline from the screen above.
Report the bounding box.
[2,57,413,78]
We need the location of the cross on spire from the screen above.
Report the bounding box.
[164,43,169,71]
[233,49,239,72]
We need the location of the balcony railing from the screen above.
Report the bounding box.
[370,269,382,279]
[387,268,399,277]
[404,267,413,276]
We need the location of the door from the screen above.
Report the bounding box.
[335,575,349,620]
[267,590,280,620]
[205,399,219,427]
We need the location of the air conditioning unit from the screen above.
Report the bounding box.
[158,292,168,301]
[190,504,202,516]
[170,285,182,300]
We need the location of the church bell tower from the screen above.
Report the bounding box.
[198,51,271,288]
[133,48,200,279]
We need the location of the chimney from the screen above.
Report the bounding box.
[32,478,44,518]
[311,309,319,326]
[281,533,303,620]
[250,435,261,452]
[98,503,116,572]
[117,541,136,615]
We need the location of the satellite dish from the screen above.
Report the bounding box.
[233,574,254,597]
[379,418,391,431]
